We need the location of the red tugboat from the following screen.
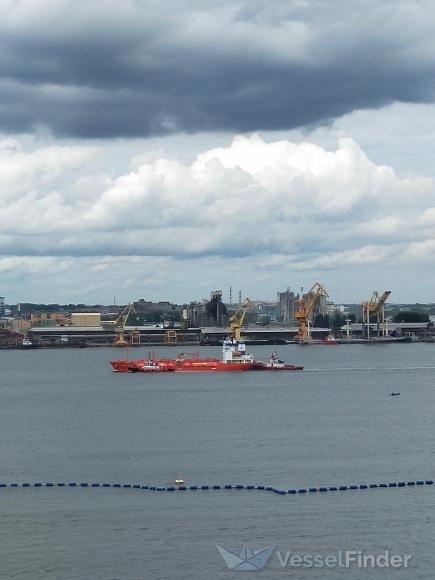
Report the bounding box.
[253,351,304,371]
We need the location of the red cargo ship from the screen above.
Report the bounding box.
[111,339,254,373]
[110,341,303,373]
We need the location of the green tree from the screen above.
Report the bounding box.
[313,314,330,328]
[392,311,429,323]
[331,311,347,330]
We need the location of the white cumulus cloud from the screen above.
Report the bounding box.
[1,133,435,301]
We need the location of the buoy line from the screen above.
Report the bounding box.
[0,479,433,495]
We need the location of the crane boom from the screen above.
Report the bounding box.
[114,303,138,346]
[115,303,137,328]
[229,298,253,341]
[361,290,391,338]
[295,282,329,341]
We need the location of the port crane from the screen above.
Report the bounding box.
[362,291,391,339]
[229,298,253,341]
[114,303,140,346]
[294,283,329,342]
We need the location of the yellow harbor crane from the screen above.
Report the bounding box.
[294,282,329,342]
[361,291,391,338]
[229,298,253,341]
[114,303,140,346]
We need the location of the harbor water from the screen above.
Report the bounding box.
[0,343,434,579]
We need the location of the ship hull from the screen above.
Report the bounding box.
[111,358,254,372]
[253,362,304,371]
[175,360,253,372]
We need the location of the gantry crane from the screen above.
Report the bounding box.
[229,298,253,341]
[361,291,391,339]
[294,282,329,342]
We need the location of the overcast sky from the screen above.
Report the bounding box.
[1,0,435,304]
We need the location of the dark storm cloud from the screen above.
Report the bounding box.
[1,0,435,138]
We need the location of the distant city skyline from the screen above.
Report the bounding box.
[1,1,435,303]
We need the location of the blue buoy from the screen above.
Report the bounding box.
[379,483,387,488]
[112,483,121,488]
[177,486,186,490]
[123,484,131,488]
[369,484,378,488]
[266,486,273,491]
[102,483,111,487]
[288,489,296,494]
[398,482,406,487]
[11,483,18,487]
[407,481,415,486]
[224,484,232,490]
[133,484,141,489]
[388,482,397,487]
[201,485,209,490]
[212,485,221,490]
[57,483,65,487]
[298,488,307,493]
[349,485,358,490]
[166,487,175,491]
[359,484,367,489]
[68,483,77,487]
[339,486,348,490]
[34,483,42,487]
[189,486,198,490]
[425,480,433,485]
[309,488,317,492]
[22,483,30,487]
[92,483,100,487]
[80,483,88,487]
[0,483,7,488]
[141,485,149,489]
[45,483,54,487]
[329,486,338,491]
[416,480,424,485]
[235,485,244,490]
[319,487,328,492]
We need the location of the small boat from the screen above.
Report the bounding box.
[253,352,304,371]
[174,477,185,486]
[390,392,400,396]
[322,335,338,345]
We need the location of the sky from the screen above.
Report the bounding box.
[1,0,435,305]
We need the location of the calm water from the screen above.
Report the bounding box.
[0,343,434,579]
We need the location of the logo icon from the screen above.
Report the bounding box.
[216,545,275,571]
